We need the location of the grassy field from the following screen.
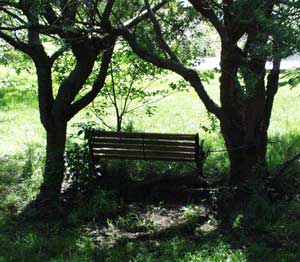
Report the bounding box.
[1,66,300,261]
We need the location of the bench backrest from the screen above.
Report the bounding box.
[86,130,201,163]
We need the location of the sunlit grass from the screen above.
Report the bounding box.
[1,67,299,155]
[1,68,300,261]
[0,66,44,156]
[269,84,300,135]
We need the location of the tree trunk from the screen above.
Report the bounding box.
[37,121,67,207]
[217,110,269,224]
[222,126,267,189]
[219,99,268,187]
[219,42,268,190]
[116,116,122,132]
[218,117,269,224]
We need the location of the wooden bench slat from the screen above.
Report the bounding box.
[91,138,195,147]
[89,130,195,141]
[91,143,195,153]
[92,149,195,158]
[92,154,195,162]
[86,130,203,172]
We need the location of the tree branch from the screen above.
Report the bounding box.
[0,30,32,54]
[0,7,26,24]
[188,0,229,43]
[119,27,222,119]
[43,2,61,27]
[50,44,70,65]
[124,0,168,28]
[67,44,115,120]
[144,0,179,62]
[109,60,121,121]
[102,0,115,26]
[121,66,139,117]
[35,62,55,131]
[0,1,19,9]
[264,56,281,129]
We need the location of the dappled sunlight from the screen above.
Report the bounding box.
[1,129,300,260]
[1,0,300,255]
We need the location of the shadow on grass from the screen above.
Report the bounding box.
[1,132,300,261]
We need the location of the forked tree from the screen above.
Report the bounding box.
[0,0,165,207]
[118,0,300,194]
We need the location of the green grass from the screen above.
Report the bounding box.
[1,67,300,261]
[0,66,45,155]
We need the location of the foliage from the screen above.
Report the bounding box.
[134,0,219,64]
[182,204,207,224]
[115,211,159,234]
[65,139,95,192]
[280,70,300,90]
[0,144,43,214]
[88,43,169,131]
[0,45,32,75]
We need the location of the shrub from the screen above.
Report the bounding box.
[65,140,95,192]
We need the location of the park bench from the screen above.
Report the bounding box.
[86,130,205,174]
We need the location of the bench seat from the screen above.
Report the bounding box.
[86,130,204,172]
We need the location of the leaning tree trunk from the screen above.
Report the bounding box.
[217,104,269,223]
[219,43,269,191]
[37,121,67,206]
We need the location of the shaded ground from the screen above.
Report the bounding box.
[1,150,300,262]
[89,203,212,244]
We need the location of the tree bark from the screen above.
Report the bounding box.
[218,40,269,190]
[221,121,267,189]
[116,116,122,132]
[37,121,67,206]
[218,113,269,223]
